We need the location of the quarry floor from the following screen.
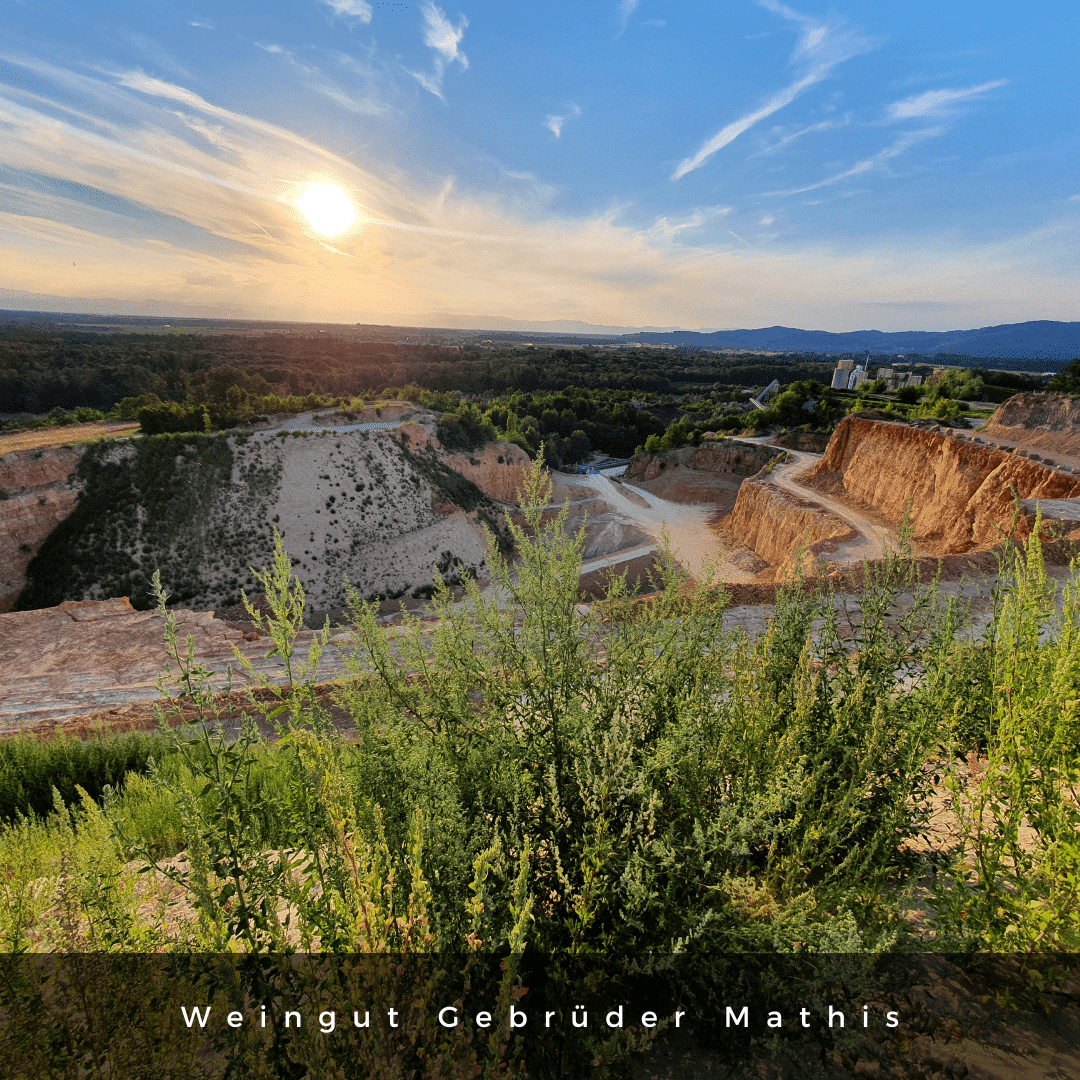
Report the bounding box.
[2,567,1055,737]
[579,444,897,585]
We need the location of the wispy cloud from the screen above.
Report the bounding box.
[649,204,733,240]
[760,214,775,225]
[254,42,384,115]
[318,0,373,24]
[0,51,1073,333]
[672,0,875,180]
[616,0,640,38]
[760,127,943,196]
[752,113,851,156]
[409,2,469,99]
[544,103,580,138]
[188,20,214,30]
[1070,194,1080,202]
[886,79,1007,122]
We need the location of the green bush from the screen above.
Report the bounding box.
[436,401,498,450]
[932,523,1080,949]
[0,730,174,822]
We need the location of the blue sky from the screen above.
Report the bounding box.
[1,0,1077,330]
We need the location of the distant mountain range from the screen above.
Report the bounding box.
[621,321,1080,360]
[2,299,1078,362]
[402,312,688,335]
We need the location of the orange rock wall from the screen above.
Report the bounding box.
[807,417,1080,550]
[0,446,84,612]
[722,477,855,579]
[442,441,533,504]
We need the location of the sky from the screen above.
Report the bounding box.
[0,0,1077,332]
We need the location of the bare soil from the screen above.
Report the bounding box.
[0,421,139,453]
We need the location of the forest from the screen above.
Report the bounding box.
[0,327,841,413]
[2,327,1050,467]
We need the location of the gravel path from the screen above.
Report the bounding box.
[581,473,755,580]
[769,449,894,562]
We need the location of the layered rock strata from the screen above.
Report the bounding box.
[721,475,855,580]
[806,417,1080,550]
[442,441,533,504]
[0,447,84,611]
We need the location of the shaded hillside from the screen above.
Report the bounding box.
[16,428,497,614]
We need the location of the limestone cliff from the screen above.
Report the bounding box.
[721,475,855,580]
[0,447,84,611]
[442,441,533,504]
[806,417,1080,551]
[982,392,1080,457]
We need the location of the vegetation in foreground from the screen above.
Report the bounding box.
[1,462,1078,1073]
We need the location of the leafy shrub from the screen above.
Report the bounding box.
[932,523,1080,949]
[436,401,498,450]
[0,730,173,822]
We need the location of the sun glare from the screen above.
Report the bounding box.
[295,182,356,237]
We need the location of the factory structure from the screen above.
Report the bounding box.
[830,357,924,392]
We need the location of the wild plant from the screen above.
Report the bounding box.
[341,454,942,961]
[932,518,1080,949]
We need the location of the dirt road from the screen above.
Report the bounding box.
[769,450,894,562]
[579,473,758,582]
[577,442,897,581]
[0,420,139,454]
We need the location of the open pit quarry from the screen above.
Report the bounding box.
[712,411,1080,580]
[6,393,1080,732]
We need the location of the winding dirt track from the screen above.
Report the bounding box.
[581,446,896,581]
[769,450,894,562]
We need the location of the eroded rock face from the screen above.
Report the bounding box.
[628,439,780,482]
[721,478,855,580]
[807,417,1080,550]
[442,442,532,504]
[983,392,1080,457]
[0,447,84,612]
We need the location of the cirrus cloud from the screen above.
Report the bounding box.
[672,0,876,180]
[318,0,373,24]
[886,79,1008,122]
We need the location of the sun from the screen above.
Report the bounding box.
[295,182,356,237]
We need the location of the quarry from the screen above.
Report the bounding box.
[3,392,1080,731]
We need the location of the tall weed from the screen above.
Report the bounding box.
[932,521,1080,948]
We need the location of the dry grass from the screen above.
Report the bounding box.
[0,420,140,454]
